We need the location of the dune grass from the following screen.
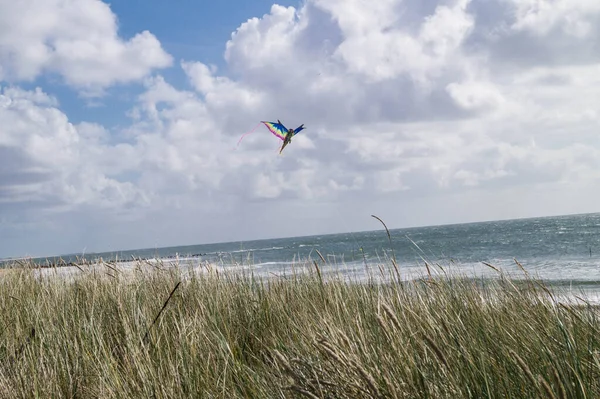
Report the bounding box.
[0,259,598,398]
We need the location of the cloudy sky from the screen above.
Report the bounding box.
[1,0,599,258]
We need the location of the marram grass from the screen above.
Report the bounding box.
[0,259,599,398]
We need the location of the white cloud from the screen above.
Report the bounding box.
[446,80,505,111]
[508,0,600,37]
[0,0,172,93]
[2,0,600,257]
[0,85,146,210]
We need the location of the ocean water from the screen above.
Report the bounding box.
[7,213,600,297]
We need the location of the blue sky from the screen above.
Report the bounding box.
[1,0,600,258]
[109,0,299,60]
[23,0,301,129]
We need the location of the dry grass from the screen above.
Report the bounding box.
[0,259,598,398]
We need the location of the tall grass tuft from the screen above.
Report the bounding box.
[0,259,598,398]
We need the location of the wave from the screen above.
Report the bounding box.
[226,246,286,254]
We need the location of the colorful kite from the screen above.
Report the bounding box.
[261,120,305,154]
[235,119,306,154]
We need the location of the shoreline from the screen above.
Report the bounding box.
[3,255,600,306]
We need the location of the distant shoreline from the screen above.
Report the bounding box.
[0,252,209,269]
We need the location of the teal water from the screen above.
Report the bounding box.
[7,213,600,291]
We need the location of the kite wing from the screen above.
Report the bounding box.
[293,124,305,136]
[261,121,288,141]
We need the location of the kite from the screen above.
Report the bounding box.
[235,119,306,154]
[261,120,305,154]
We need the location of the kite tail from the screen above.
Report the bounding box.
[236,122,262,148]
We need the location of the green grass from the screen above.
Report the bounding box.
[0,259,599,398]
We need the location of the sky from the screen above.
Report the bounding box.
[1,0,600,258]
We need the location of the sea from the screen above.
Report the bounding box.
[4,212,600,300]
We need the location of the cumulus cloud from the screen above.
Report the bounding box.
[0,0,172,93]
[0,85,148,211]
[2,0,600,257]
